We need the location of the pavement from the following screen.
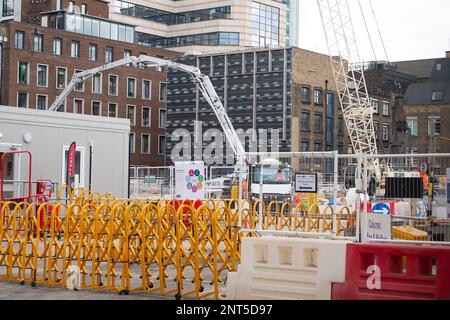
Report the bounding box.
[0,281,173,300]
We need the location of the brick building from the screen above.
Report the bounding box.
[403,54,450,172]
[165,47,350,166]
[0,6,181,168]
[361,61,417,153]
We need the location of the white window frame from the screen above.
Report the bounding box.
[36,63,49,88]
[142,79,152,100]
[71,40,80,58]
[108,103,118,118]
[73,69,84,92]
[36,94,48,110]
[141,133,151,155]
[91,100,102,116]
[92,73,102,94]
[371,98,379,114]
[142,106,151,128]
[382,101,389,116]
[17,92,29,108]
[159,82,167,102]
[406,117,418,137]
[73,98,84,114]
[56,66,67,89]
[34,34,43,52]
[53,38,62,55]
[127,105,136,126]
[127,77,137,98]
[108,74,118,96]
[159,109,166,129]
[105,46,113,63]
[382,124,389,142]
[88,43,97,61]
[130,132,136,154]
[17,61,30,85]
[158,135,165,155]
[61,145,85,188]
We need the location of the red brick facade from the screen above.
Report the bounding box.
[21,0,109,24]
[1,20,181,167]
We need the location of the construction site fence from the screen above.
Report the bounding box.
[0,192,356,299]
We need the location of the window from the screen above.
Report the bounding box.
[53,38,62,55]
[428,117,441,136]
[105,46,113,63]
[81,4,87,14]
[56,67,67,89]
[73,99,83,114]
[301,112,310,132]
[159,82,167,102]
[88,44,97,61]
[36,95,47,110]
[314,89,323,105]
[92,73,102,94]
[338,117,344,136]
[17,92,28,108]
[71,41,80,58]
[373,121,379,138]
[251,1,280,46]
[15,31,24,49]
[37,64,48,87]
[382,101,389,116]
[3,0,14,17]
[34,34,43,52]
[382,124,389,142]
[158,136,166,155]
[301,86,310,103]
[142,80,151,100]
[371,99,379,114]
[108,103,117,117]
[436,63,442,71]
[142,107,151,127]
[301,141,310,152]
[91,101,101,116]
[159,109,166,128]
[432,91,443,101]
[130,133,135,154]
[127,105,136,126]
[74,70,84,91]
[18,62,29,85]
[406,117,418,137]
[124,49,132,59]
[314,141,322,152]
[141,134,150,154]
[108,75,118,95]
[127,78,136,98]
[314,113,323,133]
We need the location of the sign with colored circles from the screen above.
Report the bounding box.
[174,161,206,200]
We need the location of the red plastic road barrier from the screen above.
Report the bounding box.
[332,243,450,300]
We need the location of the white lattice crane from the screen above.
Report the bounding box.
[316,0,382,182]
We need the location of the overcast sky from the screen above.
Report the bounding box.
[298,0,450,61]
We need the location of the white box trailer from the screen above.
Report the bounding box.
[0,105,130,199]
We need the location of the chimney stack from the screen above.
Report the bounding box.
[446,51,450,58]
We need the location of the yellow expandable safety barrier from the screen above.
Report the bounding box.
[0,190,355,300]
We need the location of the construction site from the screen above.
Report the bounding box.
[0,0,449,302]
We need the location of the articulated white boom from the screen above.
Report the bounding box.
[48,55,247,168]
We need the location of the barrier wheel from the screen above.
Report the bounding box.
[119,290,129,296]
[175,293,181,300]
[200,286,204,293]
[20,281,25,285]
[149,284,154,289]
[31,281,36,288]
[99,282,103,287]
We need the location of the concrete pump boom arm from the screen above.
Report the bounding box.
[48,55,246,166]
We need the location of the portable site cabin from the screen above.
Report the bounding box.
[0,105,130,199]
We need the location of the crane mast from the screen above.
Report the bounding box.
[317,0,381,182]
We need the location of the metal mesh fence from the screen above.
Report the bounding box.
[129,166,174,200]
